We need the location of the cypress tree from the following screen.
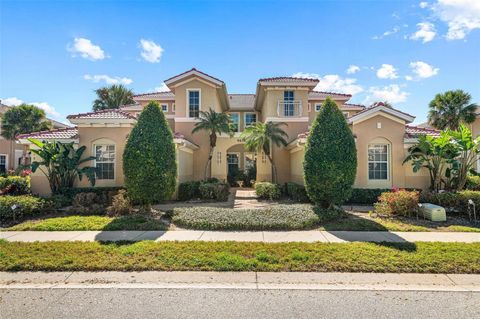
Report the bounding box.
[303,97,357,208]
[123,101,177,208]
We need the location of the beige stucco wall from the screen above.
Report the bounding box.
[177,147,194,183]
[261,89,309,120]
[290,148,304,184]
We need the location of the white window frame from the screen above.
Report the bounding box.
[186,89,201,118]
[229,112,240,132]
[367,144,390,181]
[93,144,116,181]
[0,154,8,173]
[244,112,257,129]
[227,152,240,171]
[314,103,322,112]
[161,104,168,112]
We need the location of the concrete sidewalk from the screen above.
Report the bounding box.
[1,230,480,243]
[1,271,479,291]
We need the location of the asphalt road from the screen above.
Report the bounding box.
[1,288,479,319]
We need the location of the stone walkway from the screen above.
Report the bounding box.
[1,230,480,243]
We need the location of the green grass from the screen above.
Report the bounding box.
[5,215,168,231]
[0,240,479,273]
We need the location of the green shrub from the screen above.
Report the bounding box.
[46,194,72,209]
[304,97,357,208]
[374,190,420,217]
[465,176,480,191]
[0,176,30,195]
[285,182,309,202]
[178,181,201,201]
[313,206,348,222]
[199,182,230,202]
[346,188,391,205]
[0,195,47,221]
[58,187,123,201]
[107,189,133,216]
[255,182,281,200]
[123,102,177,205]
[172,204,320,230]
[69,192,105,215]
[420,190,480,215]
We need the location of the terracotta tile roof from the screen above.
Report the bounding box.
[228,94,256,110]
[342,103,365,109]
[133,91,175,99]
[17,127,78,140]
[258,76,319,83]
[67,109,137,120]
[164,68,225,84]
[405,125,441,138]
[350,104,415,119]
[308,91,352,99]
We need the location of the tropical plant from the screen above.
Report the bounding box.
[403,132,457,191]
[28,139,96,194]
[304,97,357,208]
[192,108,232,179]
[428,90,478,130]
[92,84,135,111]
[448,124,480,190]
[123,102,177,210]
[241,121,288,183]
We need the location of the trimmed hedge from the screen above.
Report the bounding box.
[58,187,124,200]
[285,182,309,202]
[346,188,391,205]
[0,176,30,195]
[304,97,357,207]
[255,182,281,200]
[178,181,201,201]
[0,195,48,221]
[199,182,230,202]
[374,190,420,217]
[172,204,320,230]
[420,190,480,215]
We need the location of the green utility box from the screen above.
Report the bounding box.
[419,203,446,222]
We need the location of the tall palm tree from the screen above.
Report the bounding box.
[428,90,478,130]
[241,121,288,183]
[192,109,232,179]
[92,84,135,111]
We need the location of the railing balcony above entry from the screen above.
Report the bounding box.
[277,100,302,117]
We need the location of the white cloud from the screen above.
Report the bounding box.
[346,65,360,74]
[376,64,398,79]
[292,72,364,95]
[409,22,437,43]
[139,39,163,63]
[84,74,133,85]
[420,2,429,8]
[432,0,480,40]
[408,61,440,79]
[372,26,400,39]
[68,37,105,60]
[364,85,409,104]
[154,83,170,92]
[1,97,23,106]
[1,97,61,118]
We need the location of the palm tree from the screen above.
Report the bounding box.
[428,90,478,130]
[92,84,135,111]
[241,121,288,183]
[192,109,232,179]
[370,101,393,108]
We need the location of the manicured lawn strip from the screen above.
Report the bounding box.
[1,240,479,273]
[5,215,168,231]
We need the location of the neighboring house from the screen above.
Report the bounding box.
[19,68,442,195]
[0,102,69,174]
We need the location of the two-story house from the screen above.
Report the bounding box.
[19,68,440,195]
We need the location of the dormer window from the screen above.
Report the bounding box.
[188,89,200,118]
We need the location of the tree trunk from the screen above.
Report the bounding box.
[267,154,277,183]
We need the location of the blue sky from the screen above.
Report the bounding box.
[1,0,479,124]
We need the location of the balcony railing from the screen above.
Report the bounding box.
[277,100,303,117]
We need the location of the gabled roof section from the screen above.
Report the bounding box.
[308,91,352,100]
[17,127,79,142]
[258,76,319,87]
[405,125,441,138]
[164,68,225,87]
[67,109,137,120]
[228,94,255,111]
[133,91,175,101]
[348,104,415,124]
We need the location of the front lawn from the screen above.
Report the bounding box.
[1,240,479,273]
[5,215,169,231]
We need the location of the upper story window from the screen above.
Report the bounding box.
[245,113,257,127]
[284,91,295,117]
[230,113,239,132]
[161,104,168,112]
[188,90,200,118]
[368,144,389,180]
[95,144,115,180]
[315,103,322,112]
